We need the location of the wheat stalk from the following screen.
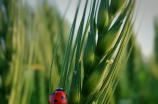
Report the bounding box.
[49,0,135,104]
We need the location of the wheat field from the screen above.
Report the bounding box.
[0,0,158,104]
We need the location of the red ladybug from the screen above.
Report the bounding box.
[49,88,67,104]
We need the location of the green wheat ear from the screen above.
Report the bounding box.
[97,0,109,34]
[49,0,135,104]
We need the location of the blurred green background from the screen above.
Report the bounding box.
[0,0,158,104]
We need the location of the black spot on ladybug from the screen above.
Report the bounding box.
[61,96,65,99]
[54,99,58,102]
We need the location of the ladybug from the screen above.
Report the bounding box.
[49,87,67,104]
